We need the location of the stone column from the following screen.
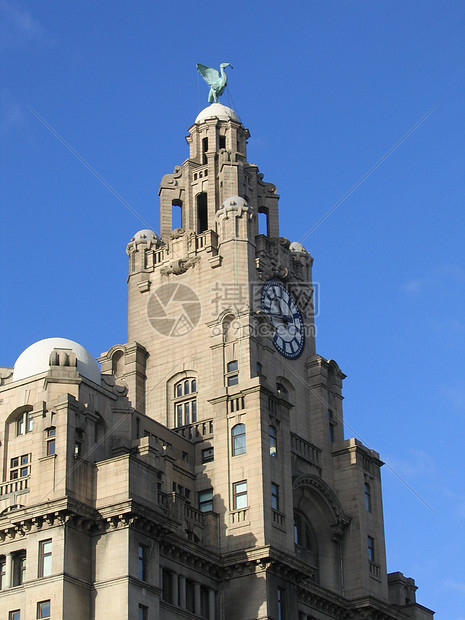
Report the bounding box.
[194,582,201,616]
[209,588,216,620]
[178,574,186,608]
[5,553,12,587]
[171,571,179,606]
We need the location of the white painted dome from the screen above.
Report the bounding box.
[195,103,240,124]
[222,196,248,209]
[290,241,309,254]
[13,338,101,384]
[130,229,160,244]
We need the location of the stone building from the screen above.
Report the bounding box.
[0,102,434,619]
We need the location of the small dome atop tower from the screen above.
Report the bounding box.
[195,103,240,125]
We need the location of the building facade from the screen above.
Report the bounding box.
[0,102,434,619]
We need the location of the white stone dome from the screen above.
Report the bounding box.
[195,103,240,124]
[13,338,101,384]
[130,229,160,244]
[222,196,249,209]
[290,241,309,254]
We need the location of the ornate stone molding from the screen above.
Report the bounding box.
[293,473,351,537]
[160,256,199,276]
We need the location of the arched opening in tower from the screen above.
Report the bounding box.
[197,192,208,233]
[172,199,182,230]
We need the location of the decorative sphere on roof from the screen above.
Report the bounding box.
[222,196,248,210]
[130,229,160,244]
[290,241,309,254]
[13,338,101,384]
[195,103,240,124]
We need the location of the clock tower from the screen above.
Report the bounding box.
[96,99,434,619]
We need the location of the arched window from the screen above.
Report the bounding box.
[294,512,318,571]
[111,350,124,377]
[269,426,277,457]
[276,382,288,398]
[174,378,197,427]
[15,407,33,436]
[231,423,246,456]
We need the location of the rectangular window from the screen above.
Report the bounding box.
[138,604,148,620]
[328,410,335,443]
[271,482,279,511]
[368,536,375,562]
[192,400,197,422]
[233,481,248,509]
[202,447,214,463]
[138,544,148,581]
[226,360,239,386]
[9,612,20,620]
[269,426,277,457]
[10,454,31,480]
[37,600,51,619]
[176,404,183,427]
[201,586,210,618]
[12,550,26,586]
[0,555,6,590]
[162,569,173,603]
[186,579,195,612]
[38,539,52,578]
[364,483,372,512]
[45,428,56,456]
[277,588,286,620]
[199,488,213,512]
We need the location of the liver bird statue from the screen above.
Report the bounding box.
[196,63,233,103]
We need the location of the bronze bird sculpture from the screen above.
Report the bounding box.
[196,63,233,103]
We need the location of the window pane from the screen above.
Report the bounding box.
[233,435,246,455]
[176,383,182,397]
[192,400,197,422]
[47,439,56,456]
[270,426,277,456]
[227,361,238,372]
[138,544,147,581]
[227,374,239,386]
[234,481,248,509]
[0,555,6,590]
[38,600,51,618]
[176,404,183,427]
[199,489,213,512]
[191,379,197,392]
[272,483,279,510]
[184,401,190,425]
[184,380,190,394]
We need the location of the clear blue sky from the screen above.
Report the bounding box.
[1,2,464,616]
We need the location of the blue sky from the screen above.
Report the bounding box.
[1,1,464,616]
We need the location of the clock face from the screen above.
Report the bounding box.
[261,280,305,359]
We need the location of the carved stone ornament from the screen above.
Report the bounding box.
[160,256,199,276]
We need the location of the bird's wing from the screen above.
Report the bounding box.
[196,64,220,86]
